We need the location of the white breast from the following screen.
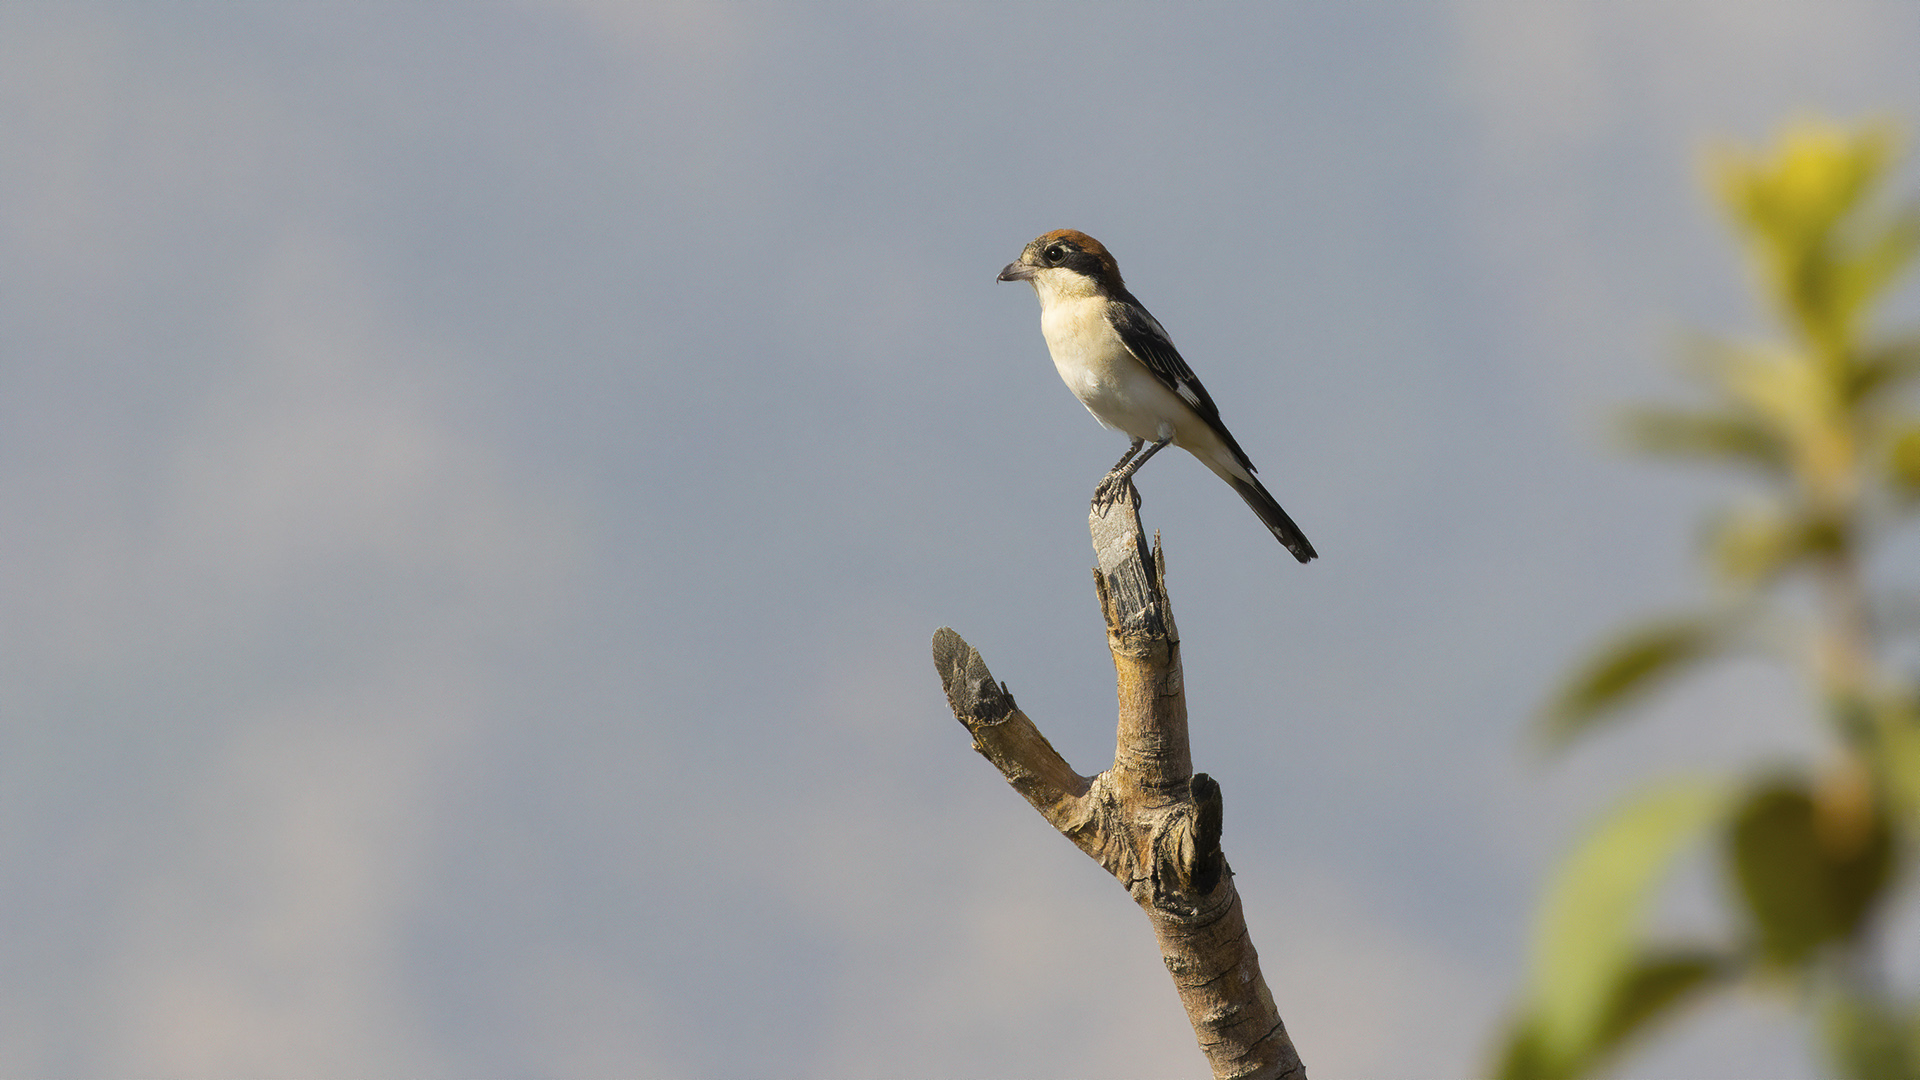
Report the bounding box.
[1038,292,1181,443]
[1024,270,1246,483]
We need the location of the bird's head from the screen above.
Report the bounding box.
[997,229,1125,300]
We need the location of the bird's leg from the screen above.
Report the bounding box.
[1093,438,1146,507]
[1115,436,1170,481]
[1094,436,1170,507]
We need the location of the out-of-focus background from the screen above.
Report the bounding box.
[5,4,1918,1075]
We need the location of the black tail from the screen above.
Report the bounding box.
[1228,475,1317,563]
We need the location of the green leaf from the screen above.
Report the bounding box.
[1840,203,1920,314]
[1622,406,1788,473]
[1869,695,1920,830]
[1708,119,1902,357]
[1491,1012,1553,1080]
[1676,336,1811,416]
[1725,778,1894,969]
[1821,986,1920,1080]
[1592,950,1728,1055]
[1706,503,1809,584]
[1886,421,1920,498]
[1542,615,1735,747]
[1848,332,1920,406]
[1494,942,1728,1080]
[1710,119,1892,253]
[1524,782,1730,1077]
[1720,344,1837,444]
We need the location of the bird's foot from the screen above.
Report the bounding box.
[1092,472,1138,511]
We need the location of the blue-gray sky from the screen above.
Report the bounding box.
[4,3,1919,1075]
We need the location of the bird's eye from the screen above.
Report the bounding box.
[1043,244,1067,263]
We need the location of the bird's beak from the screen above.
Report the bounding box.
[997,260,1036,283]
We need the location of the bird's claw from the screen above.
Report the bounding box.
[1092,472,1135,511]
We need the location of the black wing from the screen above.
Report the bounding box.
[1106,294,1259,474]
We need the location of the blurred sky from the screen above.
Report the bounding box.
[5,3,1920,1076]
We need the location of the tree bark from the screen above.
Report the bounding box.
[931,481,1305,1080]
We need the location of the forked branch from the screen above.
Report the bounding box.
[931,482,1304,1080]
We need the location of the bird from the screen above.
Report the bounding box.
[997,229,1317,563]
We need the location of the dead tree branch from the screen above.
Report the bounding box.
[931,481,1305,1080]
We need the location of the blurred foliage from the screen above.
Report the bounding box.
[1542,613,1741,746]
[1496,118,1920,1080]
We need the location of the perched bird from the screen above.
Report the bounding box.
[997,229,1317,563]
